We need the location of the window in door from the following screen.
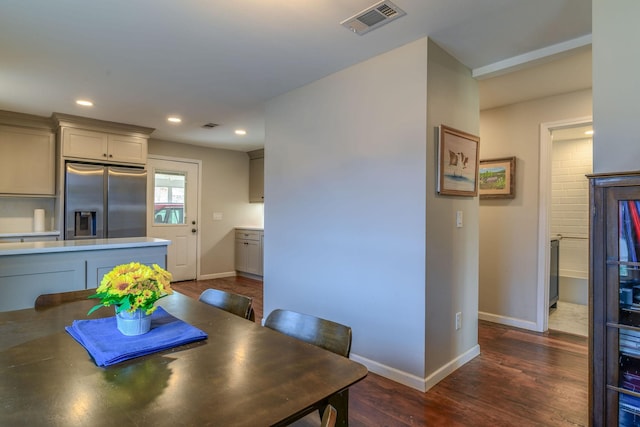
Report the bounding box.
[153,172,186,225]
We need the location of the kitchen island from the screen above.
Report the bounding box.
[0,237,170,312]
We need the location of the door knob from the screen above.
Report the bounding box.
[192,228,197,233]
[192,221,196,225]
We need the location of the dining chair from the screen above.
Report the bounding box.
[34,288,95,310]
[264,309,352,357]
[264,309,352,425]
[198,288,254,321]
[320,404,337,427]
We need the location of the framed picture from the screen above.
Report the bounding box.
[437,125,480,196]
[478,156,516,199]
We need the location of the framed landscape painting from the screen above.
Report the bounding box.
[437,125,480,197]
[478,156,516,199]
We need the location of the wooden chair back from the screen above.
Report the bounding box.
[321,404,338,427]
[264,309,352,357]
[35,288,95,311]
[198,288,254,320]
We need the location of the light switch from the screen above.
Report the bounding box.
[213,212,223,221]
[456,210,463,228]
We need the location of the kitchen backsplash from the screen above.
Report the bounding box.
[0,198,55,233]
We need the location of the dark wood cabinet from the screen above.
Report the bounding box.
[590,172,640,426]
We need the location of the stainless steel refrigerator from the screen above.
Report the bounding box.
[65,162,147,240]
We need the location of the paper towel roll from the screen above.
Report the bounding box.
[34,209,45,232]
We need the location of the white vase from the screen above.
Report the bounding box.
[116,308,151,336]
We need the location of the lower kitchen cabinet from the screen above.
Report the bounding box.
[85,246,167,288]
[0,253,85,312]
[235,229,263,276]
[0,239,168,312]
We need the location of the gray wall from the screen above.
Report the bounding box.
[425,40,480,376]
[148,139,263,277]
[264,38,428,382]
[593,0,640,173]
[264,37,480,390]
[479,89,592,326]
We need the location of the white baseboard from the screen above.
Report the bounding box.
[197,271,237,280]
[350,353,426,391]
[236,272,264,281]
[423,344,481,392]
[350,344,480,393]
[479,311,539,332]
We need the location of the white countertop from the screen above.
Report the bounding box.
[0,237,171,256]
[235,226,264,231]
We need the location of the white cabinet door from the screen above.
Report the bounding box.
[62,128,109,161]
[0,125,55,195]
[235,238,248,272]
[245,240,262,275]
[249,157,264,203]
[108,134,147,164]
[86,246,167,289]
[235,229,263,276]
[62,128,147,165]
[0,257,86,312]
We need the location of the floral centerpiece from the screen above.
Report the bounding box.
[88,262,173,315]
[88,262,173,335]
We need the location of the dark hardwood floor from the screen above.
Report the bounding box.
[172,277,588,427]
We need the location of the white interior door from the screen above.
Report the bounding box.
[147,157,199,281]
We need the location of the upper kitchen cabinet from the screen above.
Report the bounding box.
[54,113,154,166]
[0,111,55,196]
[248,149,264,203]
[61,128,148,164]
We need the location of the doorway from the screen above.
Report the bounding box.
[147,156,200,281]
[537,117,592,336]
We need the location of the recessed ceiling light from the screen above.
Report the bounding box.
[168,117,182,123]
[585,130,594,135]
[76,99,93,107]
[235,129,247,135]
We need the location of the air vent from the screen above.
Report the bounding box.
[340,1,406,35]
[202,123,219,129]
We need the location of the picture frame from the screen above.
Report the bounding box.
[437,125,480,196]
[478,156,516,199]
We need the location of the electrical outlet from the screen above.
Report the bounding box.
[455,312,462,330]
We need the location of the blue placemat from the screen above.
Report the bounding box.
[65,306,207,367]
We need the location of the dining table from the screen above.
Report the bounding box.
[0,291,367,426]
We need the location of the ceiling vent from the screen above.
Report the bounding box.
[340,1,406,35]
[202,122,219,129]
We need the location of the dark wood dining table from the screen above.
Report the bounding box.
[0,291,367,426]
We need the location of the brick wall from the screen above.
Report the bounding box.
[551,137,592,240]
[551,137,592,303]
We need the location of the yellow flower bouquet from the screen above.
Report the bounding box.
[88,262,173,316]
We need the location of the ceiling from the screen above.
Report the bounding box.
[0,0,591,152]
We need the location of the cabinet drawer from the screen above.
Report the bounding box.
[235,230,261,241]
[0,238,21,243]
[21,236,59,242]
